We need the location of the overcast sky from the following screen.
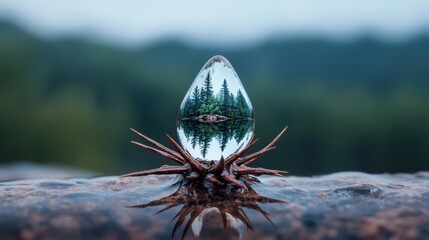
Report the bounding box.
[0,0,428,47]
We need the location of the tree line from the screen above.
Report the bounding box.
[179,72,252,119]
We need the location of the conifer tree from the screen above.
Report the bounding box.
[191,86,200,116]
[235,90,248,117]
[181,98,192,118]
[202,72,213,102]
[220,79,231,117]
[229,93,236,117]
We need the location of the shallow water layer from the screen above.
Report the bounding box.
[1,172,429,239]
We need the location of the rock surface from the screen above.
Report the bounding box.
[0,171,429,240]
[0,162,96,181]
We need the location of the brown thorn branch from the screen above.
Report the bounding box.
[130,128,184,163]
[225,138,259,165]
[222,172,246,188]
[122,126,288,188]
[205,176,222,185]
[166,134,206,173]
[236,126,287,166]
[238,147,276,166]
[233,165,287,177]
[120,165,189,178]
[208,156,225,173]
[131,141,184,165]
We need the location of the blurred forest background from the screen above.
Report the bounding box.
[1,20,428,176]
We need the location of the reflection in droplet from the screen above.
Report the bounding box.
[178,55,253,121]
[177,55,255,160]
[177,119,254,160]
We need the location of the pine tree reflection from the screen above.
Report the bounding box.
[177,119,254,159]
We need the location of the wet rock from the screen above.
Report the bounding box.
[0,162,96,181]
[0,171,428,240]
[333,183,383,198]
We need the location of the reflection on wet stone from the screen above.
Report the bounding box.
[2,173,429,239]
[128,183,285,240]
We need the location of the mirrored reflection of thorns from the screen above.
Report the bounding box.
[120,127,288,188]
[127,183,286,240]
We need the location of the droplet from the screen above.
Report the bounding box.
[178,55,253,121]
[177,55,254,161]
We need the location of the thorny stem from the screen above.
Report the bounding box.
[120,127,288,188]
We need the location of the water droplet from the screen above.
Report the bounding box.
[178,55,253,121]
[177,55,254,161]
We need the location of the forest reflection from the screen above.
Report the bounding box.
[177,120,254,161]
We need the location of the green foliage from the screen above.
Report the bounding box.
[202,72,213,102]
[220,79,233,117]
[181,73,251,119]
